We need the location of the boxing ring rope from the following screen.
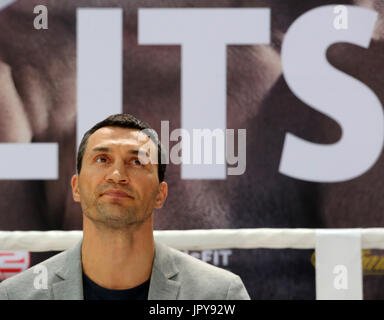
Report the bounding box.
[1,228,384,252]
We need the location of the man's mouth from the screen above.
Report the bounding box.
[101,189,133,199]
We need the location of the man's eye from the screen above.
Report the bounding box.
[132,159,143,166]
[95,156,108,163]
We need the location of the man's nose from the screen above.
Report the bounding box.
[105,162,129,184]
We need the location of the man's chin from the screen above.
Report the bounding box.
[98,205,136,218]
[83,204,152,228]
[90,214,139,229]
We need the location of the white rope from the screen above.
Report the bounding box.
[1,228,384,252]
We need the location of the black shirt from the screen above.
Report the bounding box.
[82,272,150,300]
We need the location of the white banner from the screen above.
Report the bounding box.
[316,229,362,300]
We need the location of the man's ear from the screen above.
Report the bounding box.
[154,181,168,209]
[71,174,81,203]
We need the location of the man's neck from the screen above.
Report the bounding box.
[81,217,155,290]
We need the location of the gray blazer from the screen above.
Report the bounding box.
[0,240,250,300]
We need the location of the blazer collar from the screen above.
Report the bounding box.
[51,239,180,300]
[148,241,180,300]
[53,240,84,300]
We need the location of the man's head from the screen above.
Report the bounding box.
[71,114,168,229]
[76,114,166,182]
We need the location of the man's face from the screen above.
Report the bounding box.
[71,126,167,229]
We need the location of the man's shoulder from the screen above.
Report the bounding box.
[156,242,250,299]
[168,245,236,280]
[1,250,67,285]
[0,248,70,299]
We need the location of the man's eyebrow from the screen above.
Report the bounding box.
[128,149,150,157]
[89,147,150,157]
[90,146,110,154]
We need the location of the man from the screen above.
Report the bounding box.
[3,0,384,300]
[0,113,250,300]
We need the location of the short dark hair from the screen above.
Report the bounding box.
[76,114,166,182]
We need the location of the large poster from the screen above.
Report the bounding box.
[1,0,384,299]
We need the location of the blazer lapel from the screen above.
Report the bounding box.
[148,241,180,300]
[52,241,84,300]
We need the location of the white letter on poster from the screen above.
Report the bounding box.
[139,9,269,179]
[280,5,383,182]
[77,8,122,148]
